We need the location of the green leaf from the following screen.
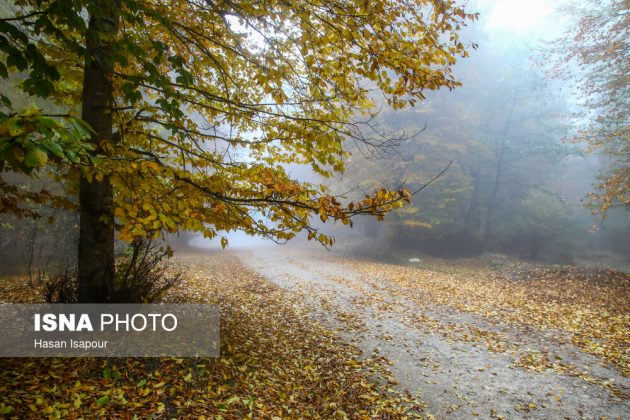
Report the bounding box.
[7,50,27,71]
[0,93,10,108]
[37,116,59,130]
[96,396,109,406]
[65,149,79,163]
[0,140,11,160]
[8,119,24,137]
[42,139,65,158]
[0,403,13,415]
[23,147,48,167]
[71,118,96,135]
[69,118,91,138]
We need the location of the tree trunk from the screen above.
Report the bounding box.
[78,1,119,303]
[484,142,504,244]
[463,169,481,233]
[484,91,517,245]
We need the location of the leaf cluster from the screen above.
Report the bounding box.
[1,0,477,245]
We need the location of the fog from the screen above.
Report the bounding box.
[1,0,628,275]
[177,0,628,271]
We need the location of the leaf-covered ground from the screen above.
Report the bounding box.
[344,256,630,376]
[0,252,424,418]
[1,248,628,418]
[243,247,629,419]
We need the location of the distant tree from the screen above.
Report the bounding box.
[342,43,570,256]
[545,0,629,217]
[507,189,572,261]
[1,0,476,301]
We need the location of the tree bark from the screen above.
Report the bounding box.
[463,169,481,233]
[484,91,517,244]
[484,141,505,244]
[78,1,119,303]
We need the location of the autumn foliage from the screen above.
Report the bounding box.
[0,0,476,245]
[545,0,629,216]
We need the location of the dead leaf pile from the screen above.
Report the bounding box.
[341,258,629,377]
[0,252,425,418]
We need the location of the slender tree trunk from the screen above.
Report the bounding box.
[78,1,119,303]
[484,91,517,244]
[484,142,504,244]
[463,170,480,233]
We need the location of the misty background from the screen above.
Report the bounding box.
[1,0,628,278]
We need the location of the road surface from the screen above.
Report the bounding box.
[238,247,629,419]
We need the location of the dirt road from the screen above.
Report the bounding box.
[239,247,629,419]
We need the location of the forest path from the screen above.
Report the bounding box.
[238,247,629,419]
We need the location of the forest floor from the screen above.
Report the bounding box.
[242,246,629,419]
[0,252,423,418]
[0,247,628,418]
